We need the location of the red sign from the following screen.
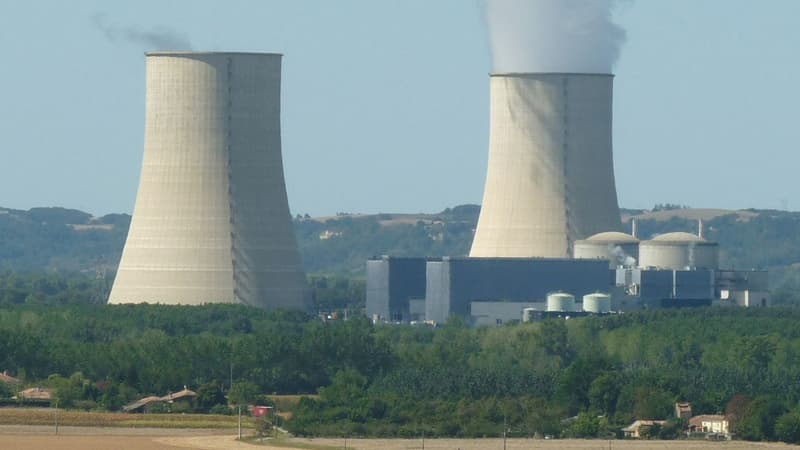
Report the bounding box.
[253,406,272,417]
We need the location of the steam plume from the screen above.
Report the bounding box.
[92,13,193,51]
[484,0,627,73]
[609,244,636,267]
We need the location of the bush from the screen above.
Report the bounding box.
[209,404,233,416]
[775,411,800,444]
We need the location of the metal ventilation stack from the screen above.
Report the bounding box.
[108,52,308,310]
[470,73,622,258]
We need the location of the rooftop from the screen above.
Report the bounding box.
[582,231,639,243]
[491,72,613,78]
[648,232,711,243]
[146,51,282,57]
[0,370,21,385]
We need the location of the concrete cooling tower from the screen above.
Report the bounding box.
[470,73,623,258]
[108,52,309,310]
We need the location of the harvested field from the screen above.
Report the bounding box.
[0,407,246,429]
[0,426,234,450]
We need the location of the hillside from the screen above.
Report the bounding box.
[3,204,800,299]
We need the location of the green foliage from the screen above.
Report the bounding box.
[7,303,800,442]
[0,381,12,399]
[195,381,226,412]
[563,412,602,438]
[209,403,233,415]
[229,381,260,406]
[47,372,99,408]
[775,410,800,444]
[309,275,365,314]
[730,395,787,441]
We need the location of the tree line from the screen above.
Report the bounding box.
[2,304,800,443]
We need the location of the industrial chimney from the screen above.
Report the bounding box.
[470,73,622,258]
[109,52,309,310]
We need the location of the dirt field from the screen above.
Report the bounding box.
[1,428,797,450]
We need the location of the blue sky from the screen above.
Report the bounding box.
[1,0,798,216]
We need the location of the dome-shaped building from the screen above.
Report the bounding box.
[639,232,718,270]
[574,231,639,268]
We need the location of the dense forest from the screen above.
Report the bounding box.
[2,305,800,443]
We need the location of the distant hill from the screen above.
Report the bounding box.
[3,204,800,299]
[0,206,128,273]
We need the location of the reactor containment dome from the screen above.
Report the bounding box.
[108,52,309,310]
[470,73,622,258]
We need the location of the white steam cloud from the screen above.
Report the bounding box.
[484,0,628,73]
[92,13,193,51]
[609,245,636,267]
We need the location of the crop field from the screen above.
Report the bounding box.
[0,408,248,429]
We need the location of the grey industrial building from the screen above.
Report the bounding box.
[366,257,429,322]
[365,228,768,326]
[425,257,610,323]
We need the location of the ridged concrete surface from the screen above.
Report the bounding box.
[470,73,622,258]
[109,52,308,309]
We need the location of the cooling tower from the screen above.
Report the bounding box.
[108,52,309,310]
[470,73,622,258]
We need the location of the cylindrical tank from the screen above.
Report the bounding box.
[547,292,576,312]
[573,231,639,268]
[470,73,622,258]
[522,307,536,323]
[639,232,719,270]
[109,52,308,310]
[583,293,611,313]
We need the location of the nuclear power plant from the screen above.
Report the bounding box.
[470,73,622,258]
[366,72,768,326]
[109,52,308,310]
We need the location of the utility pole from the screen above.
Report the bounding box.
[54,400,59,435]
[238,405,242,440]
[503,414,507,450]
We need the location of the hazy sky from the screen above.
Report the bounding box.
[1,0,798,216]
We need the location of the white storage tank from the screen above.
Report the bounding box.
[573,231,639,268]
[639,232,719,270]
[583,293,611,313]
[522,307,537,323]
[547,292,576,312]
